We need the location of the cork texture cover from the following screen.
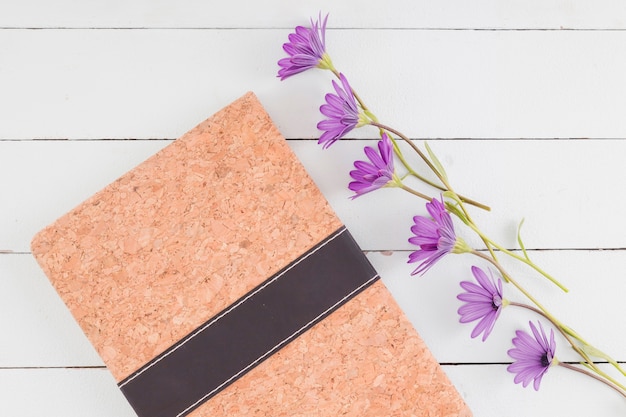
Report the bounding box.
[31,92,471,416]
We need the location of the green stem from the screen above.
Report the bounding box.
[509,302,578,344]
[472,252,580,369]
[444,191,499,262]
[324,64,626,397]
[369,124,496,263]
[371,122,490,211]
[388,135,446,191]
[370,122,446,185]
[330,71,493,258]
[329,72,491,215]
[478,254,626,393]
[398,183,432,202]
[558,362,626,399]
[471,250,553,315]
[468,223,568,292]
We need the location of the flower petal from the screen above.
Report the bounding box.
[457,266,505,341]
[348,134,396,199]
[507,321,555,391]
[316,73,362,147]
[277,14,329,80]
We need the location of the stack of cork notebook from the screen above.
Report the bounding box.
[31,92,471,417]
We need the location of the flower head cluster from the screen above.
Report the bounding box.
[276,14,625,404]
[317,73,369,148]
[348,133,399,198]
[278,13,333,80]
[408,196,471,275]
[457,266,507,341]
[507,321,556,391]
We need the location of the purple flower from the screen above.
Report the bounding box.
[457,266,506,341]
[507,321,556,391]
[348,133,398,198]
[408,196,469,275]
[278,13,333,80]
[317,73,368,148]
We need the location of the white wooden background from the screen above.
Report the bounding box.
[2,1,626,416]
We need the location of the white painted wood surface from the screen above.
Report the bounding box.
[2,2,625,416]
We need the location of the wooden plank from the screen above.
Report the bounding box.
[0,368,137,417]
[0,254,103,367]
[444,363,625,417]
[1,0,626,29]
[2,3,625,415]
[369,251,626,364]
[3,250,624,365]
[3,30,626,139]
[3,139,626,252]
[0,140,169,253]
[0,364,622,417]
[291,139,626,251]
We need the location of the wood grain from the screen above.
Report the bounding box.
[2,2,626,416]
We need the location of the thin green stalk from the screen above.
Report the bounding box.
[510,302,583,347]
[371,122,490,212]
[477,253,626,392]
[326,62,626,401]
[477,252,591,371]
[329,70,494,257]
[328,71,490,211]
[472,251,583,367]
[578,344,626,378]
[388,134,447,191]
[369,123,495,262]
[443,191,499,262]
[398,183,432,201]
[468,223,568,292]
[377,121,498,263]
[370,122,446,185]
[559,362,626,399]
[471,250,559,325]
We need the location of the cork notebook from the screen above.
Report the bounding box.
[31,92,471,417]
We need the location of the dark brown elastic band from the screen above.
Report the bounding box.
[118,227,379,417]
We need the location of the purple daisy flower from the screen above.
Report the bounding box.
[507,321,557,391]
[317,73,369,148]
[457,266,506,341]
[278,13,333,80]
[408,196,469,275]
[348,133,399,198]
